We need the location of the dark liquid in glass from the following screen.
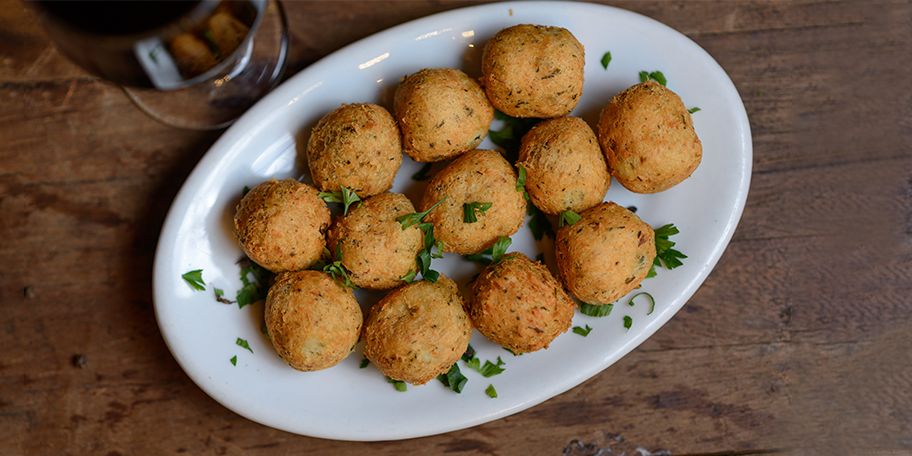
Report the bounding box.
[31,0,259,89]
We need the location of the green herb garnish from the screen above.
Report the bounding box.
[463,202,492,223]
[653,223,687,270]
[464,351,506,378]
[489,110,542,163]
[572,325,593,336]
[490,237,513,266]
[388,378,408,392]
[319,186,361,215]
[600,52,611,69]
[181,269,205,291]
[214,287,232,304]
[559,210,582,228]
[630,292,656,315]
[639,70,667,86]
[437,363,468,393]
[688,107,701,114]
[412,162,434,181]
[485,384,498,398]
[396,198,446,230]
[230,356,237,366]
[360,357,370,369]
[236,337,253,353]
[516,164,527,191]
[623,315,633,332]
[260,323,270,340]
[237,259,270,308]
[580,302,614,317]
[464,247,494,265]
[399,269,417,284]
[527,204,555,240]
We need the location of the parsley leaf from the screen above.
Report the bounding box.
[623,315,633,332]
[396,198,446,230]
[488,110,542,163]
[653,223,687,271]
[630,292,656,315]
[639,70,667,86]
[485,384,498,398]
[688,107,701,114]
[236,337,253,353]
[181,269,206,291]
[388,378,408,392]
[230,356,237,366]
[490,237,513,266]
[214,287,233,304]
[463,202,492,223]
[237,259,270,308]
[559,210,582,228]
[399,269,417,284]
[572,325,593,336]
[516,164,527,191]
[360,357,370,369]
[412,162,434,181]
[464,247,494,265]
[600,52,611,69]
[527,204,555,240]
[580,302,614,317]
[318,186,361,215]
[437,363,468,393]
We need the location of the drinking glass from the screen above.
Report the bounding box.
[29,0,289,130]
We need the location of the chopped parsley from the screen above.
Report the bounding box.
[399,269,417,284]
[437,363,468,393]
[630,292,656,315]
[214,287,232,304]
[463,202,492,223]
[242,185,251,196]
[639,70,667,86]
[579,302,613,317]
[236,337,253,353]
[464,247,494,266]
[650,223,687,278]
[623,315,633,332]
[396,198,445,230]
[515,164,529,201]
[688,107,701,114]
[485,384,498,398]
[360,357,370,369]
[600,52,611,69]
[463,348,506,378]
[411,162,434,181]
[230,356,237,366]
[237,258,270,308]
[488,110,542,163]
[527,204,555,240]
[572,325,593,337]
[490,236,513,266]
[181,269,205,291]
[318,185,361,215]
[559,210,582,228]
[388,378,408,392]
[260,323,270,340]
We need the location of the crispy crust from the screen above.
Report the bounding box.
[597,81,703,193]
[419,149,526,255]
[306,103,403,197]
[234,178,330,273]
[264,270,363,372]
[517,116,610,214]
[481,24,585,118]
[362,275,472,385]
[326,192,423,290]
[469,253,575,353]
[555,202,656,305]
[394,68,494,162]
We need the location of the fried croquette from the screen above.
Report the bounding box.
[264,270,363,372]
[555,202,656,306]
[394,68,494,162]
[326,192,424,290]
[481,24,585,118]
[469,253,575,353]
[419,149,526,255]
[306,103,403,197]
[234,178,331,274]
[362,275,472,385]
[597,81,703,193]
[517,116,610,214]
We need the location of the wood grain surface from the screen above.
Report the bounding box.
[1,1,910,455]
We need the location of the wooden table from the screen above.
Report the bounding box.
[2,1,910,454]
